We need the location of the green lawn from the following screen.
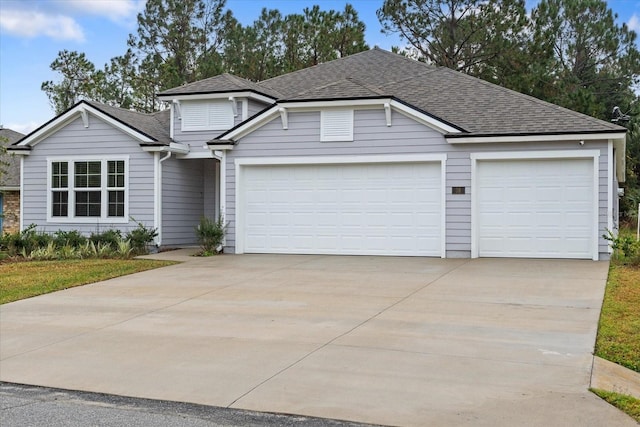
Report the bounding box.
[0,259,177,304]
[595,264,640,372]
[591,389,640,423]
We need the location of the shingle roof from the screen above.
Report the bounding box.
[158,73,277,98]
[0,128,24,187]
[85,101,171,144]
[255,48,622,135]
[159,48,621,136]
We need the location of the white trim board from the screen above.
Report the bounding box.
[234,154,447,258]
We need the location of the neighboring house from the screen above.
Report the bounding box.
[10,48,626,260]
[0,127,24,234]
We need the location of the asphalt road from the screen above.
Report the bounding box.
[0,382,375,427]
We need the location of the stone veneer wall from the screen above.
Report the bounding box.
[2,191,20,234]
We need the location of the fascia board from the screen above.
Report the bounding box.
[158,91,275,104]
[447,132,627,144]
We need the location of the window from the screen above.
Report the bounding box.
[181,100,235,131]
[48,158,128,222]
[320,109,354,142]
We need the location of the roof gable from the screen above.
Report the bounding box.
[12,101,171,151]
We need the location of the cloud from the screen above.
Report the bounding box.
[62,0,143,21]
[0,9,85,41]
[629,14,640,32]
[4,121,42,135]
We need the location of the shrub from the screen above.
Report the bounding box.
[115,238,133,259]
[1,224,52,257]
[125,218,158,255]
[54,230,87,248]
[195,216,227,255]
[604,229,640,266]
[90,229,122,250]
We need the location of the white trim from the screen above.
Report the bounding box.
[207,144,235,150]
[169,102,175,139]
[0,186,19,191]
[607,140,614,250]
[155,152,172,246]
[176,151,215,159]
[389,100,460,134]
[153,152,160,244]
[221,98,461,142]
[448,132,626,144]
[279,107,288,130]
[19,156,24,231]
[229,97,238,117]
[235,153,447,166]
[234,153,447,257]
[17,103,155,148]
[141,142,190,154]
[159,92,275,104]
[242,99,248,120]
[79,107,89,128]
[470,150,600,161]
[45,156,130,224]
[219,151,227,247]
[384,103,392,127]
[470,150,600,260]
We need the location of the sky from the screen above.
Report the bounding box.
[1,0,639,135]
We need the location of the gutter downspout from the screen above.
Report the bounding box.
[154,151,172,247]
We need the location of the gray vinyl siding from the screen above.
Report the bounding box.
[161,157,210,245]
[224,107,612,259]
[21,116,155,235]
[247,99,269,118]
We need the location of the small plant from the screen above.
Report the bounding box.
[90,229,122,250]
[603,229,640,266]
[195,215,227,255]
[125,218,158,255]
[115,238,133,259]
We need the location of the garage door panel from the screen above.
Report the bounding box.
[241,162,442,256]
[477,158,594,259]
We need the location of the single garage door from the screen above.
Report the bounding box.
[239,162,442,256]
[476,158,596,259]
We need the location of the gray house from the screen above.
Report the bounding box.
[10,48,626,260]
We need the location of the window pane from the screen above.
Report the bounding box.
[52,162,68,189]
[75,161,101,188]
[108,190,125,217]
[52,191,68,217]
[75,191,101,217]
[107,161,125,189]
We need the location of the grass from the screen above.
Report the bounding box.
[594,264,640,372]
[0,259,177,304]
[591,389,640,423]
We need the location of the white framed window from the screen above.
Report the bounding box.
[181,100,235,131]
[47,157,129,223]
[320,109,354,142]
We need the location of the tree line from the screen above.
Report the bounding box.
[41,0,639,220]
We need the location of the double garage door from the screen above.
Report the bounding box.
[239,161,444,256]
[237,156,597,259]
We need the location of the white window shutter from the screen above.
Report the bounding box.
[182,100,234,131]
[321,110,354,141]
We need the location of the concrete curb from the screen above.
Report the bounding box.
[591,356,640,399]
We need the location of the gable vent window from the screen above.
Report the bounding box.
[321,109,354,142]
[181,100,234,131]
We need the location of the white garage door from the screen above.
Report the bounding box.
[476,158,596,259]
[239,162,442,256]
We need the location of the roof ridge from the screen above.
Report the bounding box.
[435,67,625,131]
[371,46,437,72]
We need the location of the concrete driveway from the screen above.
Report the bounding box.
[0,253,635,426]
